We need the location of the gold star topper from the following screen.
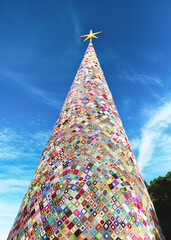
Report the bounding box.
[81,29,102,42]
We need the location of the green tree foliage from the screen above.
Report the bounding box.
[145,171,171,239]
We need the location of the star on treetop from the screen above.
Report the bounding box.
[81,29,102,42]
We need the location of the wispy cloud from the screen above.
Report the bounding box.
[0,127,51,161]
[130,138,141,150]
[0,202,21,240]
[141,50,164,63]
[0,179,30,194]
[119,69,163,86]
[0,123,52,238]
[25,83,63,108]
[0,128,21,143]
[0,67,63,108]
[0,201,20,218]
[131,100,171,176]
[120,98,134,119]
[69,1,81,44]
[1,164,34,175]
[99,46,119,65]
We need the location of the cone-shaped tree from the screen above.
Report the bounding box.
[8,42,164,240]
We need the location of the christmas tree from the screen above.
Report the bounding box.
[8,30,164,240]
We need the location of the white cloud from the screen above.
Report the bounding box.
[0,67,63,108]
[0,128,26,160]
[0,202,21,240]
[0,179,30,194]
[0,124,52,238]
[119,69,163,86]
[99,46,119,65]
[135,100,171,172]
[0,201,20,218]
[1,164,35,176]
[25,83,63,108]
[0,127,51,161]
[0,128,21,142]
[32,130,51,146]
[69,1,81,44]
[130,138,141,150]
[142,50,163,63]
[0,217,15,240]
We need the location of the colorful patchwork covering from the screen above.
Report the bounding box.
[8,43,165,240]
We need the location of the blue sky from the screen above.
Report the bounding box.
[0,0,171,238]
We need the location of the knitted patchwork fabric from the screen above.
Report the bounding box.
[8,43,165,240]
